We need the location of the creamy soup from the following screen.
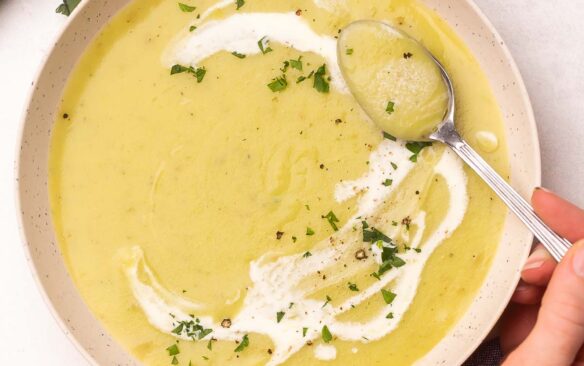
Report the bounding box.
[49,0,509,365]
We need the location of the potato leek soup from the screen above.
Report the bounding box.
[48,0,509,365]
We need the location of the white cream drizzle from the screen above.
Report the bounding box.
[162,12,347,93]
[121,9,470,366]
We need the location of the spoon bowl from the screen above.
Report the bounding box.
[338,20,572,261]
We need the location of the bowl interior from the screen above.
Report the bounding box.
[17,0,538,364]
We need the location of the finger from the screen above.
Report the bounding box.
[507,240,584,365]
[521,244,556,286]
[532,188,584,243]
[499,303,540,355]
[511,281,545,305]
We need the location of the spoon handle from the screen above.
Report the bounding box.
[446,135,572,262]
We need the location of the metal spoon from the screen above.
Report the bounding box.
[338,20,572,261]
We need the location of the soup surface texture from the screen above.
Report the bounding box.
[49,0,509,365]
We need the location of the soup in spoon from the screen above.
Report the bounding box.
[338,21,449,141]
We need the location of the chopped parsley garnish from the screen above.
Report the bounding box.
[235,0,245,10]
[391,162,398,170]
[414,247,422,253]
[276,311,285,323]
[258,36,273,54]
[345,48,354,55]
[383,132,397,141]
[171,356,179,365]
[290,56,303,71]
[305,204,310,211]
[322,325,333,343]
[405,141,432,162]
[313,64,330,93]
[362,222,392,243]
[302,251,312,258]
[386,101,395,114]
[322,211,339,231]
[231,51,246,59]
[382,179,393,187]
[306,227,315,236]
[296,76,307,83]
[178,3,196,12]
[280,61,290,73]
[170,64,206,83]
[267,76,288,92]
[207,339,214,350]
[302,327,308,337]
[55,0,81,16]
[189,25,197,32]
[371,272,381,280]
[386,312,394,319]
[171,319,213,340]
[167,344,180,356]
[348,282,359,292]
[322,295,332,307]
[234,334,249,352]
[381,289,397,304]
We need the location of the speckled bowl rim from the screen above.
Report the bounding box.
[16,0,539,365]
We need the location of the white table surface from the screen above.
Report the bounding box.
[0,0,582,364]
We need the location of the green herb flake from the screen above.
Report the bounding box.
[348,282,359,292]
[296,76,307,83]
[302,327,308,337]
[345,48,354,55]
[171,64,189,75]
[322,295,332,308]
[381,289,397,304]
[371,272,381,280]
[386,101,395,114]
[170,64,206,83]
[382,179,393,187]
[383,132,397,141]
[276,311,285,323]
[302,251,312,258]
[313,64,330,93]
[391,162,398,170]
[258,36,273,54]
[234,334,249,352]
[207,339,213,350]
[267,76,288,92]
[55,0,81,16]
[290,56,303,71]
[189,25,197,32]
[322,325,333,343]
[178,3,197,12]
[167,344,180,356]
[235,0,245,10]
[386,312,394,319]
[322,211,340,231]
[171,356,179,365]
[231,51,246,59]
[405,141,433,162]
[306,227,315,236]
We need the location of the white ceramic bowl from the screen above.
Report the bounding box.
[17,0,539,364]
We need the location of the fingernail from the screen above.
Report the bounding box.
[572,246,584,278]
[523,247,550,271]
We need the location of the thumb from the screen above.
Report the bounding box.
[507,240,584,365]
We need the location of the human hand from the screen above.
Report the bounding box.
[500,188,584,365]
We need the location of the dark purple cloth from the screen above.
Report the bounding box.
[463,338,503,366]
